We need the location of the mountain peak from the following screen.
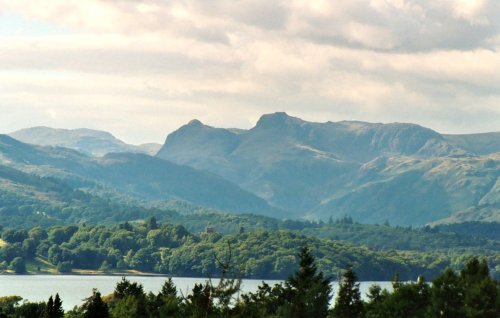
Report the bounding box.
[255,112,302,129]
[187,119,204,127]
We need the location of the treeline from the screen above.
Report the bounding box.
[3,189,499,255]
[1,220,499,280]
[119,211,500,253]
[434,221,500,241]
[1,166,499,257]
[0,248,498,318]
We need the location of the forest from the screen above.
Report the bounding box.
[0,219,499,281]
[0,247,498,318]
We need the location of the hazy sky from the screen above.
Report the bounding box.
[0,0,499,144]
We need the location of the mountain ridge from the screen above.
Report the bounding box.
[156,112,499,225]
[5,114,499,226]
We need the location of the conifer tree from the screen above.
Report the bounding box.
[159,277,177,297]
[332,268,364,318]
[286,246,331,318]
[155,278,181,317]
[53,294,64,318]
[44,294,64,318]
[81,289,109,318]
[44,296,53,318]
[187,283,213,318]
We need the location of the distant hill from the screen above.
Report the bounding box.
[157,112,499,225]
[0,135,281,218]
[10,126,161,156]
[443,132,500,155]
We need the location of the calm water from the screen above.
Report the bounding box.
[0,275,392,309]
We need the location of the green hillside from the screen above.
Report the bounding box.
[0,134,281,218]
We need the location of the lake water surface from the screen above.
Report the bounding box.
[0,275,392,309]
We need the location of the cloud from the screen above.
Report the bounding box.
[0,0,498,143]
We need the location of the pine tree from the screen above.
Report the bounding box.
[154,278,181,318]
[44,294,64,318]
[53,294,64,318]
[159,278,177,297]
[81,289,109,318]
[187,283,213,318]
[286,246,331,318]
[44,296,53,318]
[332,268,364,318]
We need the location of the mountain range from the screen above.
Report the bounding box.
[3,113,499,226]
[157,112,499,225]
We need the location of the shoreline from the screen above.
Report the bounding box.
[0,272,393,283]
[1,271,168,277]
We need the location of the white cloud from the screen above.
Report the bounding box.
[0,0,498,143]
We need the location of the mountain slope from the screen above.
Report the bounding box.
[10,126,161,156]
[311,154,500,225]
[96,152,282,216]
[0,135,281,217]
[443,132,500,155]
[0,163,113,227]
[157,112,499,225]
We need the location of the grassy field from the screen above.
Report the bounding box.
[25,257,57,274]
[22,257,163,276]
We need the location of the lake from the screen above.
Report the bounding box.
[0,275,393,309]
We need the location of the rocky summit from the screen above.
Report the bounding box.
[157,112,499,225]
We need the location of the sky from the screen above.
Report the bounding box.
[0,0,499,144]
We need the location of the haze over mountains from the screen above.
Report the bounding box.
[3,113,499,226]
[10,127,161,156]
[0,134,279,223]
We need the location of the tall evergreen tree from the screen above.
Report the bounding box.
[159,278,177,297]
[285,246,331,318]
[53,294,64,318]
[81,289,109,318]
[44,296,53,318]
[187,283,213,318]
[332,268,364,318]
[150,278,181,318]
[44,294,64,318]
